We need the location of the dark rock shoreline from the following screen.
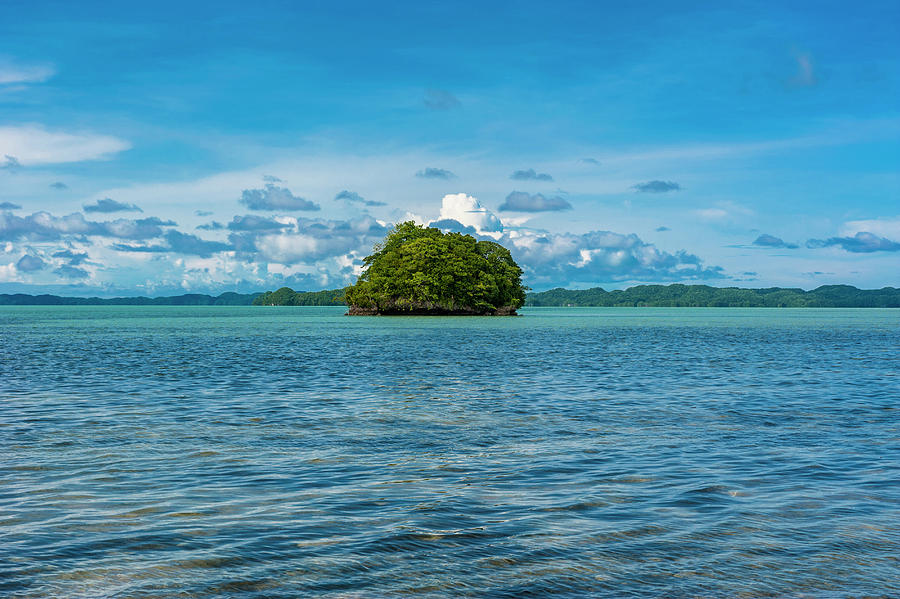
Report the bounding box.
[346,304,518,316]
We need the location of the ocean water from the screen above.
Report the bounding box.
[1,306,898,598]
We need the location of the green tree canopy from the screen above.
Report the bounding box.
[524,284,900,307]
[252,287,345,306]
[344,221,526,315]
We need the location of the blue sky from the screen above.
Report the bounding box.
[1,0,898,295]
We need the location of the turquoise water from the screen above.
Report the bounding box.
[1,306,898,597]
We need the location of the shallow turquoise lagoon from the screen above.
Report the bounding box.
[1,307,898,597]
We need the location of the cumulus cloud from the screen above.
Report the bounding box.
[416,167,456,180]
[0,211,175,242]
[422,200,722,287]
[54,265,89,279]
[50,181,68,190]
[335,190,386,207]
[227,215,292,231]
[52,249,90,265]
[239,184,320,211]
[423,88,460,110]
[806,232,900,253]
[0,202,21,210]
[840,217,900,240]
[0,58,54,84]
[196,221,225,231]
[510,168,553,182]
[500,229,723,288]
[138,217,177,227]
[753,234,798,249]
[428,219,478,235]
[165,231,232,256]
[435,193,502,233]
[0,125,130,165]
[633,180,681,193]
[83,198,143,213]
[229,215,390,265]
[113,230,232,258]
[499,191,572,212]
[16,254,45,272]
[262,175,283,183]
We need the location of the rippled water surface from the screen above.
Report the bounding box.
[2,306,899,598]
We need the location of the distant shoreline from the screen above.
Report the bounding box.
[525,284,900,308]
[0,291,262,306]
[2,284,898,307]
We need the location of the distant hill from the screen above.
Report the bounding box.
[252,287,346,306]
[3,284,898,307]
[247,283,900,308]
[525,284,900,308]
[0,291,261,306]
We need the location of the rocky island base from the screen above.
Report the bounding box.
[346,302,519,316]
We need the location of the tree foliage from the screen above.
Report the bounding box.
[344,221,527,315]
[251,287,346,306]
[526,284,900,307]
[4,283,898,308]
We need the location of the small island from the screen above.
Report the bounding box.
[343,221,527,315]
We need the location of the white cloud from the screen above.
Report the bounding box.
[840,217,900,240]
[0,262,20,281]
[402,211,427,226]
[227,215,389,269]
[497,228,723,288]
[0,125,130,165]
[0,58,54,85]
[255,233,319,264]
[693,202,754,223]
[500,215,534,228]
[437,193,502,234]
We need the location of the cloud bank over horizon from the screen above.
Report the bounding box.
[0,191,744,294]
[429,194,724,288]
[3,179,900,295]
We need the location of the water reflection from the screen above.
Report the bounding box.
[1,306,898,597]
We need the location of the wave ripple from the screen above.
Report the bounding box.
[1,306,899,597]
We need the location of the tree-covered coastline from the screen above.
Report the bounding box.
[252,288,346,306]
[247,283,900,308]
[526,284,900,308]
[3,284,899,307]
[0,291,261,306]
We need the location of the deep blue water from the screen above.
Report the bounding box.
[1,306,898,598]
